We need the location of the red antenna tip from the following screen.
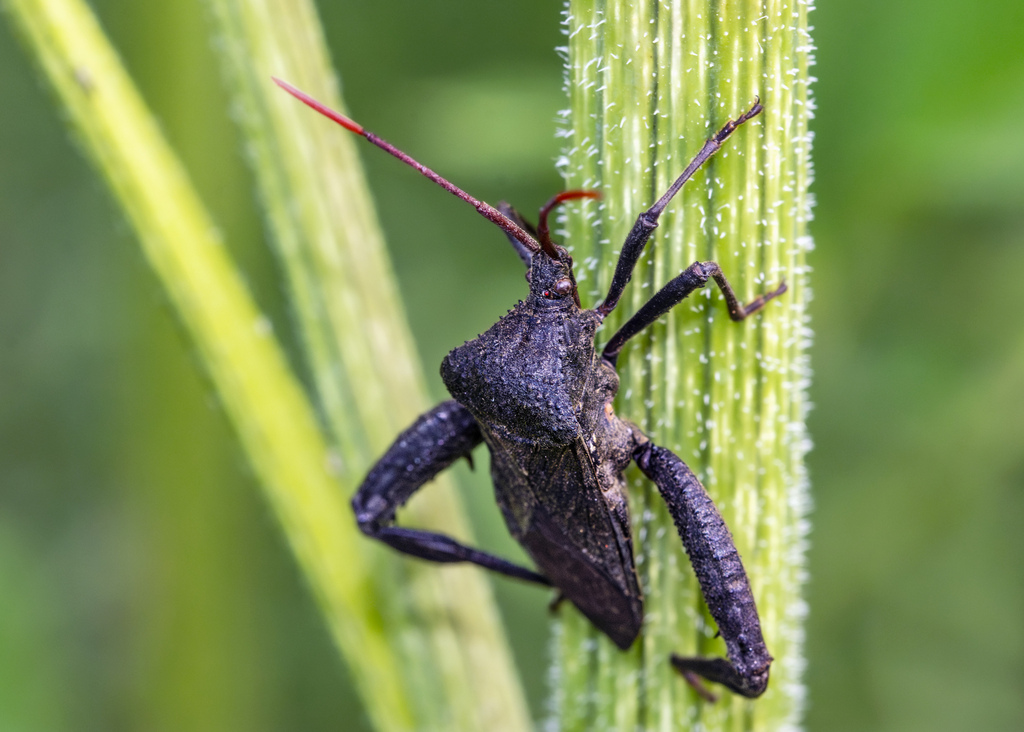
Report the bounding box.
[536,189,602,258]
[272,77,365,135]
[272,77,542,255]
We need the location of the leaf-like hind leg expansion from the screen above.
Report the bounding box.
[602,261,786,366]
[634,442,772,699]
[353,400,551,586]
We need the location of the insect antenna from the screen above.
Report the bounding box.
[536,190,601,260]
[273,77,542,255]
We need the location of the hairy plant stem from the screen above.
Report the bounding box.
[4,0,528,730]
[553,1,813,729]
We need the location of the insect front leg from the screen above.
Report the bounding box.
[596,99,764,318]
[601,261,786,366]
[634,441,772,699]
[354,400,551,586]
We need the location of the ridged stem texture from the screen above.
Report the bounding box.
[552,0,813,729]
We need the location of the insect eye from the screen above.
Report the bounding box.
[553,278,573,297]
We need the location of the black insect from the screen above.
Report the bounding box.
[276,78,785,700]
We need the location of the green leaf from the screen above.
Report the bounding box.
[3,0,530,729]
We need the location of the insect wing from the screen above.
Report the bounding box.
[488,431,643,648]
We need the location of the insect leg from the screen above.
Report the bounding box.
[634,441,772,699]
[596,99,763,318]
[601,261,786,366]
[353,400,551,586]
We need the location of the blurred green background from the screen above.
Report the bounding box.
[1,1,1022,730]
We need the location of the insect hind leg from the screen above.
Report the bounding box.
[364,525,551,584]
[671,654,770,700]
[634,441,772,699]
[354,399,551,586]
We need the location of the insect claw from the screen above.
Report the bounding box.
[679,669,719,703]
[713,98,764,143]
[744,96,763,121]
[548,591,567,614]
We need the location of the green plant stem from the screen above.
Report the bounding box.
[554,0,813,729]
[203,3,531,731]
[2,0,529,730]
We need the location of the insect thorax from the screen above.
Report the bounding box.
[441,300,602,447]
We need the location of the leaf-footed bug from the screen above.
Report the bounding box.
[275,77,785,700]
